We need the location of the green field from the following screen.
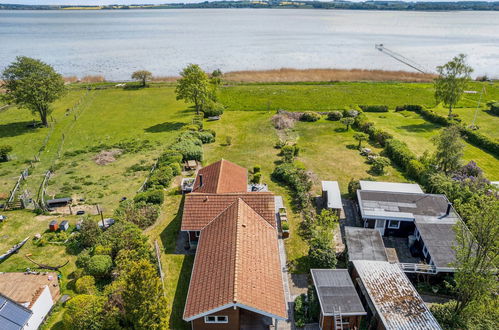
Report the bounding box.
[0,81,498,328]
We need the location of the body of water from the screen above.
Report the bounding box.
[1,9,498,80]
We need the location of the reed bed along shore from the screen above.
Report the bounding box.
[61,68,437,84]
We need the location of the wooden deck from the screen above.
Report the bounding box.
[0,272,60,304]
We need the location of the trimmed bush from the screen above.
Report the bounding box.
[359,105,389,112]
[460,127,499,157]
[168,162,182,176]
[134,190,164,205]
[157,150,182,166]
[196,131,215,144]
[86,255,113,277]
[396,104,424,112]
[204,129,216,138]
[281,222,289,231]
[407,159,426,181]
[203,101,225,118]
[300,111,321,122]
[253,165,261,173]
[251,172,262,184]
[147,166,173,188]
[384,139,416,170]
[343,109,359,118]
[171,139,203,161]
[327,111,343,121]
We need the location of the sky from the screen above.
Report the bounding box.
[0,0,495,6]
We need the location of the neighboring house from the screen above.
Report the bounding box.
[357,187,461,273]
[182,160,287,329]
[311,269,366,330]
[321,181,343,216]
[0,273,60,330]
[359,180,424,194]
[352,260,441,330]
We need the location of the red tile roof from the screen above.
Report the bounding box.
[183,199,287,321]
[181,192,276,231]
[192,159,248,194]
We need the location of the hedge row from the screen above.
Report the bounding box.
[359,105,388,112]
[398,104,499,157]
[490,102,499,116]
[354,114,393,147]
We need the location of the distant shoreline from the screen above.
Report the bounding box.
[1,1,498,12]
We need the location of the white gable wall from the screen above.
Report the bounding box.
[23,286,53,330]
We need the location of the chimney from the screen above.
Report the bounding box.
[445,202,452,217]
[199,174,203,187]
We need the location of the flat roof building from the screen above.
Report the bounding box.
[359,181,423,194]
[321,181,343,211]
[344,227,388,262]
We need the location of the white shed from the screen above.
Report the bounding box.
[321,181,343,214]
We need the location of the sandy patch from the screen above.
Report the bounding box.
[93,149,122,165]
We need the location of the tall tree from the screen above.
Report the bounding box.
[121,259,168,329]
[175,64,210,115]
[1,56,65,127]
[434,54,473,117]
[452,195,499,318]
[131,70,152,87]
[433,125,464,174]
[63,294,106,330]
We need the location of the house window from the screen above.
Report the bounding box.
[423,245,429,258]
[195,231,200,238]
[205,316,228,324]
[414,228,420,240]
[388,220,400,229]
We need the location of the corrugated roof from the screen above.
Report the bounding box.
[192,159,248,194]
[0,294,32,330]
[181,192,276,231]
[345,227,388,262]
[321,181,343,209]
[311,269,366,316]
[360,181,424,194]
[183,199,287,321]
[353,260,441,330]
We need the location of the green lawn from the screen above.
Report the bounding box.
[365,110,499,179]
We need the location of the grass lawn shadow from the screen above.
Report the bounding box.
[160,195,184,254]
[145,122,186,133]
[398,123,440,133]
[0,121,41,138]
[168,255,194,330]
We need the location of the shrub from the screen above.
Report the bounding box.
[407,159,426,181]
[79,218,101,248]
[253,165,261,173]
[343,109,359,118]
[272,114,296,129]
[177,131,203,146]
[251,172,262,184]
[203,128,216,138]
[327,111,343,121]
[196,131,215,144]
[300,111,321,122]
[359,105,389,112]
[340,117,355,130]
[182,124,200,131]
[225,136,232,146]
[396,104,424,112]
[86,255,113,277]
[0,145,13,162]
[281,222,289,231]
[294,294,307,328]
[115,200,160,229]
[75,275,97,295]
[93,245,112,256]
[147,166,173,189]
[63,295,106,330]
[272,163,312,210]
[157,150,182,166]
[370,156,391,175]
[171,139,203,161]
[168,162,182,176]
[134,190,164,205]
[490,102,499,115]
[281,145,298,163]
[202,100,224,118]
[384,139,416,170]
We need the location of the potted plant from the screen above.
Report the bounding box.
[282,222,290,238]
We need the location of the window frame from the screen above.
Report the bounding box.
[387,220,400,229]
[194,231,200,238]
[204,315,228,324]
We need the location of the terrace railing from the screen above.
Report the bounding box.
[398,262,437,274]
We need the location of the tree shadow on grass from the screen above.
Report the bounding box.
[145,122,186,133]
[0,121,40,138]
[398,123,438,133]
[169,255,194,330]
[288,255,310,275]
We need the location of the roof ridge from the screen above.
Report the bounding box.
[202,199,239,230]
[232,198,243,304]
[215,159,224,193]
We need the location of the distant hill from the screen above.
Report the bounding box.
[1,1,498,11]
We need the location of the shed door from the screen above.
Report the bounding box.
[375,219,386,236]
